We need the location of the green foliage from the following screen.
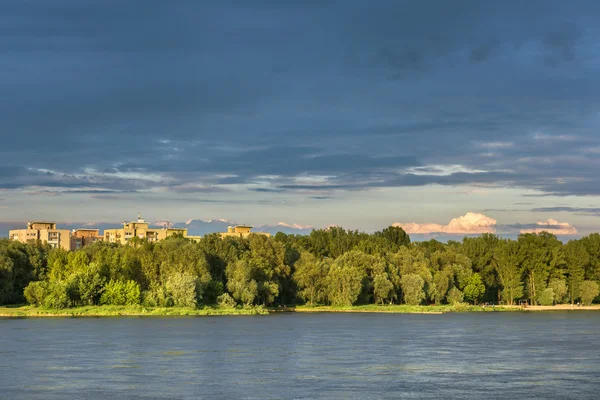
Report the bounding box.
[538,288,555,306]
[142,283,173,307]
[24,281,48,306]
[326,251,367,306]
[217,293,237,308]
[165,272,199,308]
[100,280,141,306]
[548,279,567,304]
[446,287,464,304]
[495,240,523,305]
[226,258,259,306]
[463,273,486,304]
[400,274,425,305]
[565,240,588,304]
[6,228,600,311]
[74,262,106,306]
[373,273,394,304]
[580,280,599,305]
[293,252,329,305]
[43,281,71,309]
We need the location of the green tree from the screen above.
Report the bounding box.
[293,252,329,305]
[75,262,106,306]
[565,240,589,304]
[538,288,555,306]
[326,252,367,306]
[446,287,464,304]
[580,280,599,305]
[548,279,567,304]
[400,274,425,305]
[100,280,141,306]
[494,240,524,305]
[165,272,199,308]
[373,273,394,304]
[463,273,486,304]
[226,258,258,306]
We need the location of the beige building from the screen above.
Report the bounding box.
[104,214,188,244]
[220,225,271,239]
[9,221,73,250]
[71,229,103,250]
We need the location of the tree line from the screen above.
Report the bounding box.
[1,227,599,308]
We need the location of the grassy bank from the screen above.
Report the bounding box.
[0,305,269,317]
[289,304,523,314]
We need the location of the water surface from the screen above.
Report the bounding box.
[1,312,599,399]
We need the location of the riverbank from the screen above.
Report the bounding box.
[2,303,599,317]
[0,305,268,317]
[287,304,523,314]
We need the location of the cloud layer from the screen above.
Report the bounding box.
[1,1,600,228]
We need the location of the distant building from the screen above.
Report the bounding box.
[104,214,188,244]
[71,229,103,250]
[220,225,271,239]
[9,221,73,250]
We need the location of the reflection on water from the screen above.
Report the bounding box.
[1,312,600,399]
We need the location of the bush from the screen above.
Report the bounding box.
[446,287,464,305]
[165,272,198,308]
[217,293,237,308]
[23,281,48,306]
[538,288,555,306]
[100,280,141,306]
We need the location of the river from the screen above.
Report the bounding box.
[1,312,599,399]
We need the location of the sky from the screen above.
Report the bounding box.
[1,0,600,238]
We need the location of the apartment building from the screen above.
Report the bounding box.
[9,221,73,250]
[220,225,271,239]
[71,229,103,250]
[104,214,188,244]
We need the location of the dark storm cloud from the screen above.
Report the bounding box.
[2,0,600,198]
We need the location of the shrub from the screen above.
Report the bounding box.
[217,293,237,308]
[100,280,141,306]
[23,281,48,306]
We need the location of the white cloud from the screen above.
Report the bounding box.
[393,212,497,235]
[520,219,578,235]
[277,222,313,230]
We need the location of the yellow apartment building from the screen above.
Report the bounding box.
[104,214,188,244]
[220,225,271,239]
[9,221,73,250]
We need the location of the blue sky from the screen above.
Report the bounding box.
[1,0,600,238]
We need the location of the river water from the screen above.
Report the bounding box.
[1,312,599,399]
